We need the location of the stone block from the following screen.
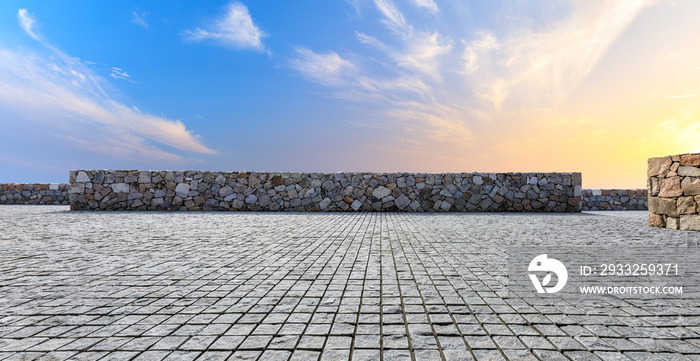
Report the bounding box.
[648,157,672,177]
[75,171,90,183]
[666,217,679,230]
[677,197,696,214]
[684,183,700,196]
[571,172,582,186]
[658,177,682,197]
[649,212,665,228]
[648,196,677,217]
[677,166,700,177]
[395,194,410,209]
[372,186,391,199]
[111,183,130,193]
[138,171,151,184]
[680,215,700,231]
[648,177,660,196]
[175,183,190,195]
[680,154,700,166]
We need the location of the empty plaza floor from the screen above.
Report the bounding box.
[1,206,700,361]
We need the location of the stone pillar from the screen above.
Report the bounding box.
[648,153,700,230]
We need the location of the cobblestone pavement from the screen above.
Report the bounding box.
[1,206,700,361]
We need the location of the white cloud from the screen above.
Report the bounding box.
[374,0,408,34]
[462,31,499,73]
[395,31,452,81]
[465,0,657,111]
[110,67,134,83]
[0,49,217,158]
[132,10,149,28]
[290,48,358,87]
[356,32,388,51]
[370,0,453,81]
[291,0,658,156]
[18,9,39,41]
[1,12,217,163]
[411,0,438,12]
[182,1,266,51]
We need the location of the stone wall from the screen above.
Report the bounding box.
[0,183,69,205]
[68,170,582,212]
[581,189,647,211]
[648,153,700,231]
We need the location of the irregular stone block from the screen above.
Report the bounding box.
[75,171,90,183]
[648,157,672,177]
[372,186,391,199]
[680,214,700,231]
[395,194,410,209]
[175,183,190,195]
[677,166,700,177]
[666,217,679,230]
[683,183,700,196]
[680,154,700,166]
[111,183,129,193]
[648,196,677,216]
[138,171,151,184]
[649,212,665,227]
[677,196,696,214]
[658,177,682,197]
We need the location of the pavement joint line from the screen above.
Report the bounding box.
[287,212,365,358]
[384,213,417,361]
[348,212,376,360]
[316,212,366,359]
[391,212,470,361]
[396,212,562,360]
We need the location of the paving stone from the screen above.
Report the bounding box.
[413,349,443,361]
[297,335,325,350]
[351,348,381,361]
[209,335,245,350]
[289,350,321,361]
[320,348,350,361]
[132,351,171,361]
[257,350,291,361]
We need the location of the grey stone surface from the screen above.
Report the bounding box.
[1,206,699,360]
[68,170,582,212]
[581,189,647,211]
[0,184,68,205]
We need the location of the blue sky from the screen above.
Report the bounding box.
[1,0,698,188]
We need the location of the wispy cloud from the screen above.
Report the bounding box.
[411,0,438,12]
[132,10,149,28]
[290,0,657,155]
[0,9,217,163]
[182,1,266,52]
[374,0,409,34]
[464,0,657,111]
[290,48,358,87]
[110,67,135,82]
[17,9,39,41]
[343,0,362,16]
